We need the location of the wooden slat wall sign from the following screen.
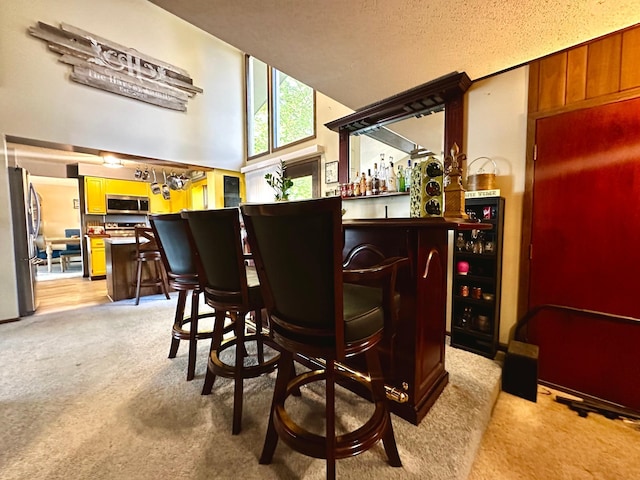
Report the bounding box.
[28,21,203,112]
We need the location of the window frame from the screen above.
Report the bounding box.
[286,156,320,199]
[245,55,316,161]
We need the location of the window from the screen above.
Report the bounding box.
[286,157,320,200]
[246,56,316,160]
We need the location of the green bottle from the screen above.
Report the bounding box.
[398,165,405,192]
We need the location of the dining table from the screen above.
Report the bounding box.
[45,236,81,272]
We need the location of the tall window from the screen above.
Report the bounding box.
[246,56,316,160]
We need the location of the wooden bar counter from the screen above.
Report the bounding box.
[342,217,487,425]
[105,237,170,302]
[105,237,139,301]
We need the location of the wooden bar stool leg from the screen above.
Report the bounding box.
[255,310,265,365]
[232,311,246,435]
[187,289,200,381]
[326,360,337,480]
[156,259,170,299]
[134,259,143,305]
[260,350,293,464]
[202,310,227,395]
[366,348,402,467]
[169,290,187,359]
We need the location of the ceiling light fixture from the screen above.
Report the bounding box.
[102,155,123,168]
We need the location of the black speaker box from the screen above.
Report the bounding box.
[502,340,539,402]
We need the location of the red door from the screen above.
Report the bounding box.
[529,97,640,409]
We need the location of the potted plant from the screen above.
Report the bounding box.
[265,160,293,201]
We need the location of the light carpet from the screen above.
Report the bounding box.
[0,294,501,480]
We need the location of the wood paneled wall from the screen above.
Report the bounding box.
[520,23,640,319]
[528,24,640,115]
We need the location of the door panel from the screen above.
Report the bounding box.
[530,97,640,409]
[531,98,640,315]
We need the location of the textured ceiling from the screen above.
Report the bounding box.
[149,0,640,110]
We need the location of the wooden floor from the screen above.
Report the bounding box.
[35,276,111,315]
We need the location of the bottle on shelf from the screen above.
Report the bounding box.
[397,164,405,192]
[359,171,367,197]
[365,169,373,196]
[387,159,397,192]
[379,154,387,193]
[372,163,380,195]
[352,172,361,196]
[405,159,412,192]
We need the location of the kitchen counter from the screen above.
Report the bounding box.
[105,237,136,245]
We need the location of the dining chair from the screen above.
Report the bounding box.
[241,196,404,480]
[149,213,217,381]
[131,226,170,305]
[60,228,82,272]
[181,207,279,435]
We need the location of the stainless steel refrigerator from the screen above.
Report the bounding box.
[8,167,41,316]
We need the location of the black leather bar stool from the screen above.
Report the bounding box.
[149,214,219,381]
[182,208,279,435]
[131,226,171,305]
[241,197,404,480]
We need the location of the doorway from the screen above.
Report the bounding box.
[30,176,83,281]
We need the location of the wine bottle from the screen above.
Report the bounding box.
[372,163,380,195]
[405,159,412,192]
[387,159,397,192]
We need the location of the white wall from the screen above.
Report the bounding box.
[465,66,529,344]
[0,0,244,169]
[0,0,245,321]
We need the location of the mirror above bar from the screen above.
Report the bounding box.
[325,71,471,186]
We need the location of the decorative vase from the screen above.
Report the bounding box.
[457,261,470,275]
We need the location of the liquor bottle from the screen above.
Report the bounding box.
[405,159,412,192]
[397,165,405,192]
[352,172,361,196]
[387,159,397,192]
[365,169,373,196]
[379,154,387,193]
[372,163,380,195]
[360,171,367,196]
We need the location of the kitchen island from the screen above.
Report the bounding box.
[105,237,169,302]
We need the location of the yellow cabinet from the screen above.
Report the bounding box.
[105,179,148,196]
[148,189,171,214]
[170,188,187,212]
[148,186,188,214]
[85,177,106,214]
[190,180,208,210]
[88,237,106,278]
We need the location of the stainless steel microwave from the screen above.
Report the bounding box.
[106,195,150,214]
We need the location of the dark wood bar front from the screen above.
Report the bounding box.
[342,217,485,425]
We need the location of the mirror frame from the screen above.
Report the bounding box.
[325,72,471,184]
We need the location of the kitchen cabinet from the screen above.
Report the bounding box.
[450,196,505,358]
[148,190,171,214]
[170,188,187,211]
[148,187,188,214]
[190,180,208,210]
[105,178,148,196]
[85,177,106,214]
[87,236,107,279]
